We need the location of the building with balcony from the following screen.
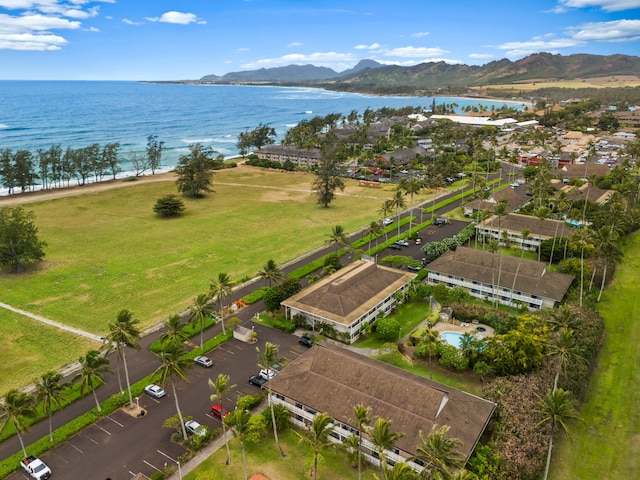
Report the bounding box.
[281,259,416,344]
[427,247,573,309]
[269,343,496,473]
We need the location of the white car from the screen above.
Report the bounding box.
[194,355,213,368]
[382,218,393,226]
[260,368,277,380]
[185,419,208,437]
[144,384,166,399]
[396,240,410,247]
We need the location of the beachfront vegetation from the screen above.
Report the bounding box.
[175,143,221,198]
[236,123,277,156]
[153,193,185,217]
[313,148,346,207]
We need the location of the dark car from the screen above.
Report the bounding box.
[389,244,402,251]
[249,374,268,389]
[299,335,313,348]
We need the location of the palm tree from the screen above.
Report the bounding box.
[368,417,405,473]
[190,293,213,350]
[352,404,372,480]
[413,424,463,479]
[365,221,384,252]
[535,206,551,261]
[35,371,65,442]
[208,373,237,465]
[520,228,531,257]
[259,259,284,287]
[75,349,113,412]
[106,309,141,408]
[230,408,255,480]
[327,224,348,252]
[210,272,234,334]
[379,199,395,244]
[547,305,580,332]
[296,412,334,480]
[591,227,623,302]
[154,341,192,441]
[547,328,584,392]
[160,313,189,345]
[399,177,423,232]
[0,389,36,457]
[391,190,407,238]
[374,462,419,480]
[257,342,286,456]
[536,388,580,480]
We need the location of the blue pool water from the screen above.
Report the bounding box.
[440,331,464,348]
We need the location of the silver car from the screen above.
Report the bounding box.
[144,384,166,399]
[194,355,213,368]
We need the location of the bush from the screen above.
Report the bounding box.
[236,393,264,411]
[271,316,296,333]
[153,194,185,217]
[376,317,401,342]
[438,343,469,370]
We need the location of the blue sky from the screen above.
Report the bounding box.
[0,0,639,80]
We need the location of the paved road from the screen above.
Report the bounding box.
[1,168,510,478]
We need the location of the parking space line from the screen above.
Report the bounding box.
[68,440,84,453]
[205,413,215,420]
[157,450,179,463]
[143,460,163,472]
[104,415,124,427]
[79,432,99,444]
[93,423,112,436]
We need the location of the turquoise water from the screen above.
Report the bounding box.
[440,331,464,348]
[0,81,523,173]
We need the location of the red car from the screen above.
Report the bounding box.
[211,404,230,419]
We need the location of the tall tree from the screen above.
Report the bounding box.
[0,206,47,273]
[379,199,395,245]
[365,221,384,252]
[146,134,164,174]
[190,293,214,350]
[398,177,423,233]
[0,389,36,457]
[106,309,141,409]
[209,373,237,466]
[35,371,65,442]
[313,153,345,208]
[296,412,334,480]
[257,342,286,457]
[75,349,112,412]
[352,404,372,480]
[230,408,262,480]
[154,341,192,441]
[175,143,217,198]
[259,259,284,287]
[368,417,405,474]
[413,424,463,479]
[547,328,583,392]
[327,225,348,253]
[160,314,189,346]
[210,273,234,334]
[536,388,580,480]
[390,190,407,238]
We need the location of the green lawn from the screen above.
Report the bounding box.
[0,308,98,391]
[355,302,434,349]
[549,232,640,480]
[183,428,379,480]
[0,167,394,392]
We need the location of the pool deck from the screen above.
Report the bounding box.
[432,319,494,339]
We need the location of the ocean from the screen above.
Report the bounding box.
[0,81,523,174]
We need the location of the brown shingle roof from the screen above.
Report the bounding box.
[282,261,415,326]
[427,247,574,302]
[483,213,565,238]
[270,343,495,461]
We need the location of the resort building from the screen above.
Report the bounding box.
[475,213,566,251]
[269,343,496,472]
[427,247,574,309]
[281,260,416,344]
[463,187,531,218]
[254,145,322,168]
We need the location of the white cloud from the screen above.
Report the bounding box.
[146,11,206,25]
[122,18,142,26]
[555,0,640,11]
[569,19,640,41]
[469,53,494,59]
[236,47,250,52]
[0,31,68,50]
[0,13,81,33]
[287,42,303,47]
[242,51,357,69]
[410,31,430,38]
[354,42,381,50]
[497,36,583,57]
[383,46,449,58]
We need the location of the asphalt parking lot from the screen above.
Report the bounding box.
[6,325,307,480]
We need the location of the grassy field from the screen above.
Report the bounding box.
[468,75,640,92]
[0,308,98,391]
[183,429,379,480]
[549,233,640,480]
[0,166,394,391]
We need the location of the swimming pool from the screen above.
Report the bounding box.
[440,331,464,348]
